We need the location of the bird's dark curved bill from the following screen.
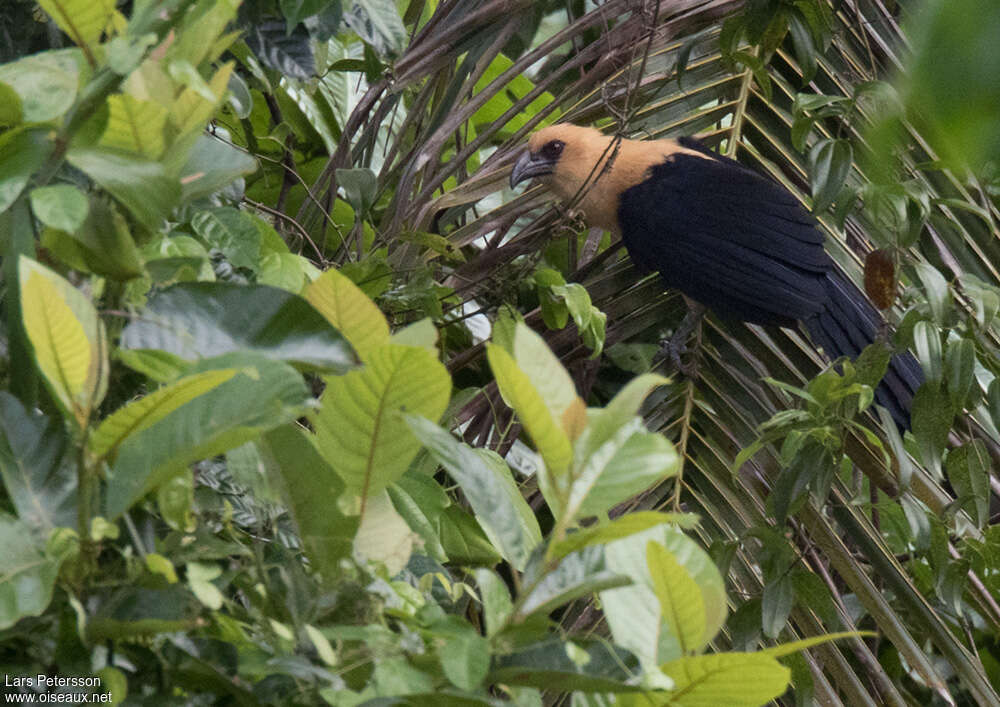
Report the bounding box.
[510,150,556,188]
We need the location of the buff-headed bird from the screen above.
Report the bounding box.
[510,124,921,429]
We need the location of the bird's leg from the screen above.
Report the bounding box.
[660,299,707,378]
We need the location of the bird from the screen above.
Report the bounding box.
[509,124,923,429]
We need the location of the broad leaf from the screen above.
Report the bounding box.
[313,344,450,505]
[36,0,115,50]
[657,653,790,706]
[0,514,63,629]
[305,267,390,361]
[647,542,707,655]
[18,257,108,427]
[259,424,358,579]
[0,127,53,214]
[120,282,358,373]
[0,393,76,534]
[406,416,541,571]
[104,354,309,518]
[0,49,81,123]
[100,94,168,159]
[490,638,642,693]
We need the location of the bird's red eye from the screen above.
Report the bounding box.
[541,140,564,160]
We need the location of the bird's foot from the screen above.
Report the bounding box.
[659,301,707,379]
[660,334,700,379]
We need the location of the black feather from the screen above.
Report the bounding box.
[617,143,922,428]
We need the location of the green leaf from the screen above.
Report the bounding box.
[0,81,22,127]
[245,21,316,79]
[354,490,416,575]
[104,353,310,518]
[519,546,630,618]
[913,320,942,383]
[120,282,358,374]
[809,138,852,213]
[336,167,377,216]
[914,262,951,325]
[0,127,53,214]
[390,318,439,353]
[36,0,115,50]
[90,369,238,460]
[473,568,513,637]
[259,424,359,579]
[944,337,976,408]
[490,638,642,694]
[406,416,541,571]
[761,575,795,639]
[191,207,262,272]
[305,267,390,361]
[946,441,990,528]
[280,0,332,32]
[0,49,81,123]
[647,542,707,655]
[787,11,817,82]
[387,472,450,561]
[314,344,450,505]
[487,343,572,506]
[0,514,63,629]
[66,148,180,232]
[344,0,408,56]
[48,197,143,280]
[601,526,726,670]
[439,505,503,566]
[29,185,89,233]
[100,94,168,159]
[911,382,953,472]
[0,393,77,534]
[550,512,699,560]
[18,256,108,427]
[567,421,680,520]
[659,652,790,706]
[436,619,490,690]
[179,134,258,202]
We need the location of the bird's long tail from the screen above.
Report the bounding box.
[803,271,923,429]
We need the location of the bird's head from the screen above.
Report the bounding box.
[509,124,610,192]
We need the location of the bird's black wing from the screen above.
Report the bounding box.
[618,149,831,328]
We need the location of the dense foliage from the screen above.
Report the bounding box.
[1,0,999,705]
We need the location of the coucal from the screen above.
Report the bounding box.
[509,124,922,429]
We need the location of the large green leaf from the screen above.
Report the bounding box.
[100,94,168,159]
[647,541,707,656]
[103,353,310,518]
[0,514,63,630]
[0,393,77,534]
[313,344,450,505]
[601,526,727,670]
[518,545,630,619]
[406,415,541,571]
[18,257,108,427]
[490,638,642,693]
[305,267,391,361]
[120,282,358,373]
[0,49,81,123]
[66,148,180,232]
[36,0,115,51]
[179,134,258,202]
[0,127,53,214]
[259,424,359,580]
[656,653,790,706]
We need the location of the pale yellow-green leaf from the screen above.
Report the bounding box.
[169,62,233,145]
[658,653,790,706]
[761,631,873,658]
[314,344,450,504]
[487,343,572,507]
[305,268,389,361]
[100,94,168,159]
[353,490,415,575]
[647,541,706,655]
[305,624,338,666]
[510,323,586,440]
[390,317,438,354]
[549,511,699,560]
[18,256,107,426]
[186,562,223,610]
[37,0,115,51]
[90,369,238,459]
[145,553,177,583]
